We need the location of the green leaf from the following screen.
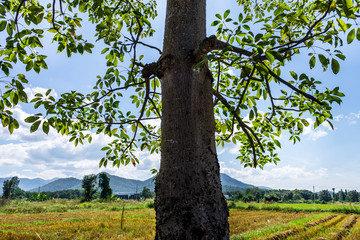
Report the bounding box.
[347,28,355,44]
[30,120,41,133]
[8,122,14,134]
[265,51,275,63]
[42,121,50,134]
[318,54,328,66]
[331,59,340,74]
[79,2,87,13]
[48,28,58,33]
[6,23,13,35]
[342,0,354,17]
[309,56,316,69]
[335,54,346,61]
[249,110,254,120]
[289,71,298,80]
[357,28,360,41]
[224,9,230,19]
[101,48,109,54]
[211,20,220,26]
[336,19,348,32]
[274,139,281,148]
[220,124,227,134]
[25,116,40,123]
[0,21,6,32]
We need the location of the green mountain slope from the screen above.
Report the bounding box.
[1,172,269,195]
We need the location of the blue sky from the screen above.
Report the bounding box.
[1,0,360,192]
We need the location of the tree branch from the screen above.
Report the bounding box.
[194,35,254,62]
[213,89,265,167]
[59,81,146,110]
[271,0,333,53]
[263,63,323,105]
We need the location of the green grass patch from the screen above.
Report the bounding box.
[0,199,152,214]
[230,212,330,240]
[233,202,360,214]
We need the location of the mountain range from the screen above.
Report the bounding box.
[0,173,270,195]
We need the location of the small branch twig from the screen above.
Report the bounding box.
[213,89,265,167]
[263,64,323,105]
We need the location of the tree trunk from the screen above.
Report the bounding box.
[155,0,229,239]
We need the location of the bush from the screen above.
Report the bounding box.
[146,201,154,208]
[227,201,237,209]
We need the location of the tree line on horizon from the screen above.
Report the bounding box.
[2,175,359,205]
[226,187,360,203]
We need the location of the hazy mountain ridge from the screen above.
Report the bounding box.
[0,173,269,195]
[0,177,58,194]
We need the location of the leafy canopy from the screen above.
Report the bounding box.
[1,0,359,169]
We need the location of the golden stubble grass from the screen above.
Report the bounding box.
[2,209,316,239]
[0,209,156,240]
[2,203,360,240]
[228,209,317,235]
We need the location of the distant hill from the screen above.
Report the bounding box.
[0,177,57,195]
[31,177,82,192]
[220,173,254,191]
[1,172,270,195]
[30,173,155,194]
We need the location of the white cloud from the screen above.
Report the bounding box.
[25,86,58,100]
[302,118,330,141]
[334,112,360,125]
[0,107,158,180]
[315,168,328,177]
[221,164,329,190]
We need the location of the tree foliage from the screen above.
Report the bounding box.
[140,186,154,199]
[98,172,112,200]
[346,190,359,202]
[2,176,20,199]
[319,189,332,202]
[81,174,97,202]
[1,0,359,169]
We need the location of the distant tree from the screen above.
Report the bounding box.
[2,180,11,199]
[338,189,346,202]
[41,189,83,199]
[81,174,97,202]
[2,176,20,199]
[98,173,112,200]
[282,192,293,202]
[292,190,303,201]
[234,192,243,201]
[255,192,262,203]
[319,190,332,202]
[347,190,359,203]
[140,187,155,200]
[299,190,314,201]
[242,194,254,203]
[264,193,280,202]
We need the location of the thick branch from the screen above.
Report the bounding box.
[193,35,253,62]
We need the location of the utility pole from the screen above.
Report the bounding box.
[136,185,138,200]
[313,186,315,202]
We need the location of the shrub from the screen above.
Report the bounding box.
[227,201,237,209]
[146,201,154,208]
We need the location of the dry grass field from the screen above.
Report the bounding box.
[1,200,360,239]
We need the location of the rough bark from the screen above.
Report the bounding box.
[154,0,229,239]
